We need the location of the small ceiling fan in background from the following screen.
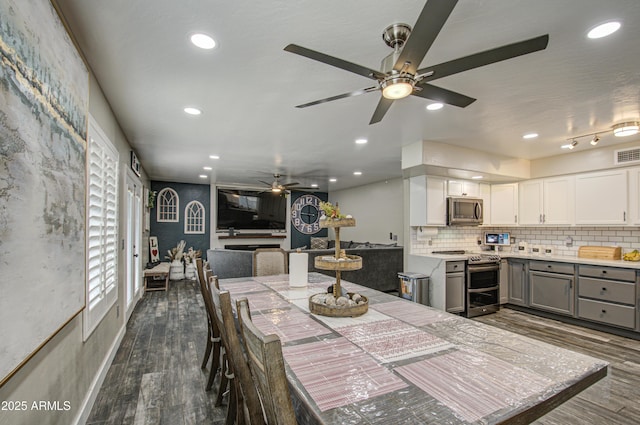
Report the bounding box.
[284,0,549,124]
[258,174,317,193]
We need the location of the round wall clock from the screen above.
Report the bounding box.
[291,194,322,235]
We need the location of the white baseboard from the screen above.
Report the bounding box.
[73,323,126,425]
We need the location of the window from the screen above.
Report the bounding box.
[157,187,179,222]
[85,116,119,338]
[185,200,205,234]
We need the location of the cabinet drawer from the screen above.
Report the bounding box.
[446,261,465,273]
[529,261,575,275]
[578,265,636,282]
[579,277,635,304]
[578,298,636,329]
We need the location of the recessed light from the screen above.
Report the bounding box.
[209,155,220,159]
[203,166,212,171]
[353,171,362,176]
[329,178,337,183]
[523,133,538,139]
[199,174,208,179]
[587,21,621,39]
[184,107,202,115]
[355,138,368,144]
[426,102,443,111]
[190,33,216,49]
[471,176,483,180]
[311,183,318,188]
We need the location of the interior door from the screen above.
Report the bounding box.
[125,171,143,319]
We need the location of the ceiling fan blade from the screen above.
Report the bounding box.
[258,180,273,186]
[417,34,549,82]
[285,44,385,80]
[295,86,379,108]
[393,0,458,74]
[282,182,300,188]
[369,97,395,124]
[412,83,476,108]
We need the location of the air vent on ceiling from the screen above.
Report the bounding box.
[614,147,640,165]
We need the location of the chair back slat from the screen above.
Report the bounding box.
[237,298,297,425]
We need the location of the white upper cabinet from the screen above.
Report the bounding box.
[518,180,544,225]
[490,183,519,225]
[544,176,575,225]
[479,183,492,225]
[518,176,575,225]
[409,175,447,226]
[575,170,628,225]
[447,180,480,197]
[627,167,640,225]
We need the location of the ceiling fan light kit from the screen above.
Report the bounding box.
[284,0,549,124]
[381,76,414,99]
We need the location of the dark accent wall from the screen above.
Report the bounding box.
[150,181,210,262]
[290,191,328,249]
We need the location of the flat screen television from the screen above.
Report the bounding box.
[216,187,287,231]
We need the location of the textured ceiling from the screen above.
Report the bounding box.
[54,0,640,191]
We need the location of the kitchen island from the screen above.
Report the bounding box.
[219,272,607,424]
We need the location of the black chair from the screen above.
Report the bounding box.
[195,258,221,391]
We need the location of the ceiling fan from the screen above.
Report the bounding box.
[259,174,304,193]
[284,0,549,124]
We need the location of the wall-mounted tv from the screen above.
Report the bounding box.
[216,187,287,231]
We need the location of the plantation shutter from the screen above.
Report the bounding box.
[85,117,119,338]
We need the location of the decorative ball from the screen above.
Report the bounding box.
[336,296,349,306]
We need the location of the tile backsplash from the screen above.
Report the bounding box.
[411,226,640,257]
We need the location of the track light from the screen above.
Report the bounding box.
[590,135,600,146]
[561,140,578,150]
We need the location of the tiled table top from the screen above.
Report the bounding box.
[220,273,608,424]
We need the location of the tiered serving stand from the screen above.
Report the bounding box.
[309,217,368,317]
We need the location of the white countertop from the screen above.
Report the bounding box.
[412,251,640,269]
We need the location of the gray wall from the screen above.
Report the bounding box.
[0,66,148,425]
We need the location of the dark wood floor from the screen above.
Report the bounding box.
[87,281,640,424]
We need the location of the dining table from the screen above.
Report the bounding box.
[219,272,608,424]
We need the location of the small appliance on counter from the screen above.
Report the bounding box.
[483,232,510,249]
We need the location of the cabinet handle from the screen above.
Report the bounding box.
[539,214,542,223]
[601,309,607,314]
[515,215,518,223]
[602,270,607,274]
[602,287,607,291]
[624,211,626,221]
[543,214,546,223]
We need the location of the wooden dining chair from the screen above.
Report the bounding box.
[252,248,288,276]
[210,282,265,425]
[236,297,297,425]
[195,258,221,391]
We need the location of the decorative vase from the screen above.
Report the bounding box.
[184,261,197,281]
[169,259,185,280]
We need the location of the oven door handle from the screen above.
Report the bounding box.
[467,285,500,293]
[467,264,500,272]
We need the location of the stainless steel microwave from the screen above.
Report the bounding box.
[447,197,483,226]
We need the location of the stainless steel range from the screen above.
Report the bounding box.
[432,251,501,317]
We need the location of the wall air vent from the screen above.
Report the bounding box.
[614,147,640,165]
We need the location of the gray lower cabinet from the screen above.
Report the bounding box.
[578,265,637,329]
[446,261,465,313]
[508,259,527,306]
[529,269,575,315]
